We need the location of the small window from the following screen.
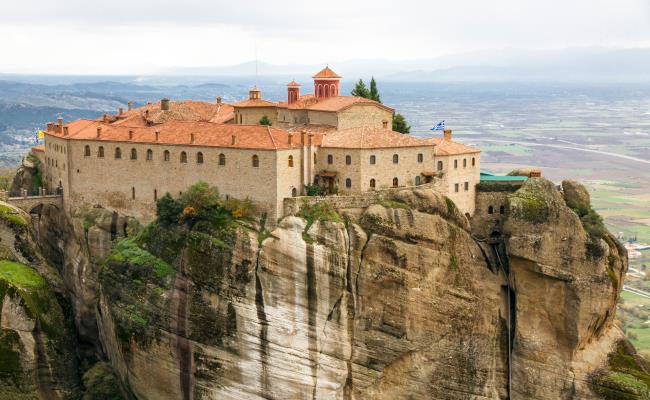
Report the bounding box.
[369,155,376,165]
[98,146,104,158]
[327,154,333,164]
[131,187,135,200]
[464,182,469,191]
[463,159,467,168]
[488,206,494,214]
[472,157,476,167]
[454,183,459,192]
[130,148,137,160]
[370,178,376,188]
[454,160,458,169]
[146,149,153,161]
[252,154,259,167]
[393,154,399,164]
[437,161,443,171]
[417,153,423,163]
[313,153,317,164]
[500,205,505,214]
[219,153,226,165]
[164,150,170,161]
[84,145,90,157]
[180,151,187,163]
[345,155,351,165]
[292,187,297,197]
[197,152,204,164]
[288,155,294,167]
[345,178,352,188]
[415,176,421,185]
[115,147,122,159]
[154,189,158,201]
[392,177,399,187]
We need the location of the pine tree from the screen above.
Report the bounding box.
[259,115,272,126]
[392,113,411,134]
[369,77,381,103]
[351,79,370,98]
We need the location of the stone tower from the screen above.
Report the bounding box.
[313,66,341,99]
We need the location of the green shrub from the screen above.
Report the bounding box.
[298,201,342,242]
[304,184,323,196]
[155,193,183,226]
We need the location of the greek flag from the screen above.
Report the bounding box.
[431,121,445,131]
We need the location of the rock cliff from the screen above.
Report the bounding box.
[2,178,647,399]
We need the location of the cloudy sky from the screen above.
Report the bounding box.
[1,0,649,74]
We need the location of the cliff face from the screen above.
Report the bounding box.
[5,177,644,399]
[70,180,632,400]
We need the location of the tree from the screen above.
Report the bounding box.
[369,77,381,103]
[351,79,370,98]
[392,113,411,134]
[156,193,183,226]
[259,115,272,126]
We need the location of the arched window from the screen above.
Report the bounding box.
[146,149,153,161]
[313,153,317,164]
[84,145,90,157]
[437,161,443,171]
[130,148,137,160]
[291,187,297,197]
[369,155,376,165]
[345,178,352,188]
[417,153,423,163]
[463,158,467,168]
[288,155,294,167]
[488,206,494,214]
[197,152,204,164]
[163,150,170,161]
[346,155,351,165]
[252,154,259,167]
[327,154,333,164]
[219,153,226,165]
[454,160,458,169]
[500,205,505,214]
[115,147,122,159]
[180,151,187,163]
[415,176,421,185]
[98,146,104,158]
[392,177,399,187]
[472,157,476,167]
[131,187,135,200]
[370,179,376,189]
[393,154,399,164]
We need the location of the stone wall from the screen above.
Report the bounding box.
[337,104,392,130]
[469,191,510,238]
[439,152,481,215]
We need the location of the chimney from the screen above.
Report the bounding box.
[145,110,150,119]
[57,117,63,127]
[118,107,124,115]
[127,101,133,111]
[190,133,195,144]
[231,135,236,145]
[530,169,542,178]
[155,130,160,142]
[288,132,293,145]
[96,127,102,138]
[216,96,222,104]
[161,98,170,111]
[47,122,54,131]
[128,130,134,140]
[443,129,452,141]
[249,87,261,100]
[103,114,109,123]
[63,126,69,136]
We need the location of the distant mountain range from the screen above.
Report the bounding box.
[159,47,650,83]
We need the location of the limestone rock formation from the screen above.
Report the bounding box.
[9,154,42,197]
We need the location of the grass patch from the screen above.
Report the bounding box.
[298,201,342,243]
[0,204,27,228]
[380,200,411,210]
[107,236,175,281]
[0,260,45,289]
[82,214,96,231]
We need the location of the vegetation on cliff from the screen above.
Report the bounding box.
[562,180,608,258]
[591,340,650,399]
[297,201,342,243]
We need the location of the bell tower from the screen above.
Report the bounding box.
[313,66,341,100]
[287,80,301,104]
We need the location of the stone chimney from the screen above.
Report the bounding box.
[155,130,160,142]
[63,127,69,136]
[145,110,150,119]
[47,122,54,131]
[103,114,109,123]
[231,135,236,145]
[57,117,63,127]
[127,101,133,111]
[161,98,170,111]
[530,169,542,178]
[216,97,222,104]
[118,107,124,115]
[249,87,261,100]
[190,133,195,144]
[96,127,102,138]
[128,130,134,140]
[443,129,452,141]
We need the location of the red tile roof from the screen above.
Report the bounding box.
[427,137,481,155]
[233,98,278,108]
[31,145,45,152]
[313,66,342,79]
[321,127,432,149]
[277,95,393,113]
[48,120,301,150]
[112,100,234,126]
[287,80,301,86]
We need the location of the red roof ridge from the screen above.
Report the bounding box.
[313,66,342,79]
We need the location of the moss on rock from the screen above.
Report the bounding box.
[591,340,650,399]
